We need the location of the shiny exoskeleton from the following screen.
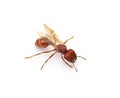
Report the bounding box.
[25,25,86,72]
[35,38,77,63]
[32,37,81,72]
[35,37,49,48]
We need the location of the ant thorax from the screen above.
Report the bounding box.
[57,44,67,54]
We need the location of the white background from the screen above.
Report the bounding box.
[0,0,120,98]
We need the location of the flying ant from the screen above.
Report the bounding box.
[25,24,86,72]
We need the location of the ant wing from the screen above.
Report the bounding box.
[43,24,63,44]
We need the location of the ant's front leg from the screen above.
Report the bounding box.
[61,54,73,68]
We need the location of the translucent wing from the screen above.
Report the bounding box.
[37,24,63,44]
[44,24,63,44]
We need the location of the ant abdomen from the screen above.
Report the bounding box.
[35,37,49,48]
[64,49,77,63]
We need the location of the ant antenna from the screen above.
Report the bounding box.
[77,56,86,60]
[25,49,56,59]
[61,54,73,68]
[63,36,74,44]
[41,51,57,70]
[72,63,78,72]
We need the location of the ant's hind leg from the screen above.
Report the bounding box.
[25,49,56,59]
[41,52,57,70]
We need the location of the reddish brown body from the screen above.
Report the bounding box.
[35,37,77,63]
[35,39,77,63]
[25,36,85,72]
[25,24,86,72]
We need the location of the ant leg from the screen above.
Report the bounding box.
[25,49,56,59]
[61,54,73,68]
[41,51,57,70]
[77,56,86,60]
[61,54,78,72]
[63,36,74,44]
[72,63,78,72]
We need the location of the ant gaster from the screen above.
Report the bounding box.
[25,24,86,72]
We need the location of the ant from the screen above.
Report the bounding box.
[25,24,86,72]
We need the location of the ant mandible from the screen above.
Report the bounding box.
[25,24,86,72]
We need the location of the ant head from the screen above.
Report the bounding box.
[57,44,67,54]
[64,49,77,63]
